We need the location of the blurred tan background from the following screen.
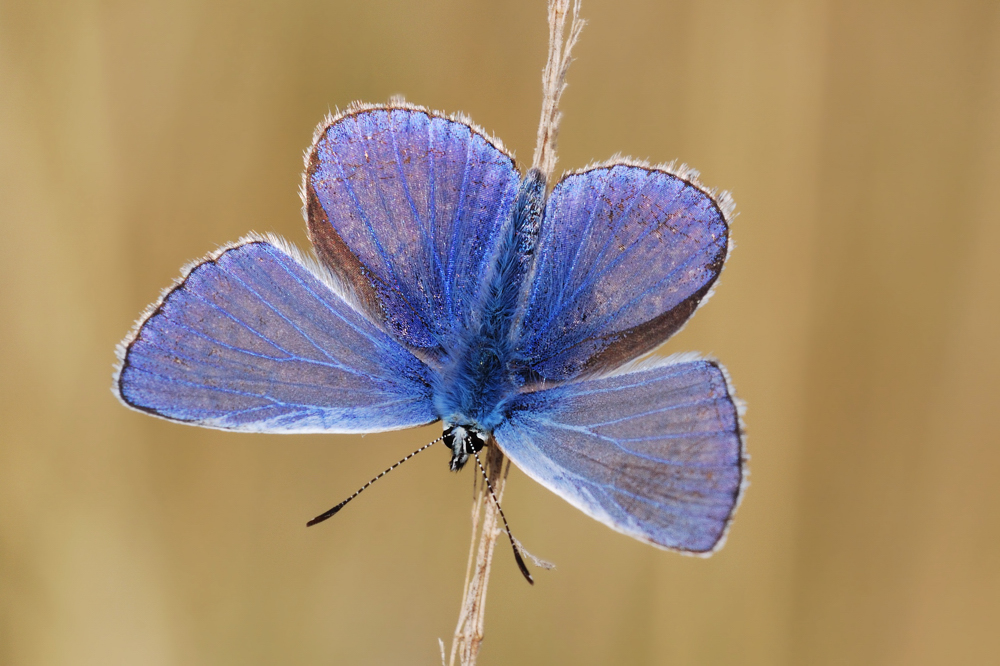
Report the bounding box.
[1,0,998,664]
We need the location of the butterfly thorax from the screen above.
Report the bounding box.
[433,170,546,444]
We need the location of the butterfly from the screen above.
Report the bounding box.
[114,102,746,578]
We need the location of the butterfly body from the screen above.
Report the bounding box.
[434,169,546,440]
[115,103,747,555]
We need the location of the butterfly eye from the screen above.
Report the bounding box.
[469,430,489,453]
[442,426,460,450]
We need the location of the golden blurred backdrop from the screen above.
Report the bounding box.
[1,0,998,664]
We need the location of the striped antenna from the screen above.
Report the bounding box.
[307,436,444,527]
[472,449,534,585]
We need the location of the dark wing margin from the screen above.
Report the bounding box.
[113,235,437,433]
[515,161,734,383]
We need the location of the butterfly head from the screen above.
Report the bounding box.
[443,424,489,472]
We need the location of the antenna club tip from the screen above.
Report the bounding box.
[306,503,344,527]
[514,550,534,585]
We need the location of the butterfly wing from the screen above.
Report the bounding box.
[114,237,437,433]
[515,164,732,382]
[494,357,745,553]
[305,104,521,363]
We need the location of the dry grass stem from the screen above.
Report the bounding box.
[532,0,585,182]
[446,3,584,664]
[447,445,510,666]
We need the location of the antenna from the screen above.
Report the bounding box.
[307,436,443,527]
[471,450,534,585]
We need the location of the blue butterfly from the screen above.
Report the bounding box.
[114,103,746,577]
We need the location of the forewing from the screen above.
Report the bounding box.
[115,238,437,433]
[305,105,521,360]
[494,358,745,553]
[516,164,732,382]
